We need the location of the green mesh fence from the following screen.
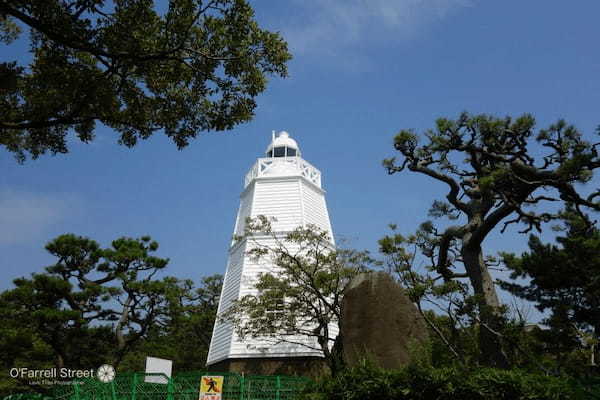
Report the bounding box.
[46,371,309,400]
[2,395,54,400]
[243,376,308,400]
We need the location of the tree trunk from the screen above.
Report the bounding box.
[114,295,132,366]
[56,353,65,371]
[461,243,510,368]
[329,332,345,376]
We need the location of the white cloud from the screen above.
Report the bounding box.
[0,188,81,245]
[280,0,473,58]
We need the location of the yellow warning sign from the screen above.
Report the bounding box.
[199,375,224,400]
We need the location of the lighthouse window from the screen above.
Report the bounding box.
[266,150,273,157]
[287,148,297,156]
[273,146,286,157]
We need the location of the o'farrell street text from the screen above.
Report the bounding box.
[10,368,95,379]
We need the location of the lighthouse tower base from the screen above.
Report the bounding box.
[207,357,329,378]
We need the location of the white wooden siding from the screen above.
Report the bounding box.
[251,179,303,232]
[301,182,334,240]
[207,242,246,363]
[233,186,254,238]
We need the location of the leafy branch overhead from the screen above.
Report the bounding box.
[0,0,291,161]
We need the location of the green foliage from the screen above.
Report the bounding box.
[501,209,600,331]
[0,322,55,396]
[1,394,52,400]
[384,112,600,367]
[380,214,598,374]
[303,362,588,400]
[379,225,488,367]
[118,274,223,372]
[500,207,600,374]
[0,0,291,161]
[0,234,168,392]
[0,234,222,397]
[0,15,20,44]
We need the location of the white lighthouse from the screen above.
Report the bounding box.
[207,131,336,371]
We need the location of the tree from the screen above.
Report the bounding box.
[500,207,600,372]
[383,112,600,367]
[118,274,223,371]
[166,274,223,369]
[0,297,58,396]
[223,216,373,375]
[0,0,291,161]
[0,233,223,396]
[0,233,180,370]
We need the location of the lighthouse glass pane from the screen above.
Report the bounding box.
[273,147,285,157]
[266,150,273,157]
[287,148,296,156]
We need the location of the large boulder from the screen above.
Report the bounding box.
[341,271,428,369]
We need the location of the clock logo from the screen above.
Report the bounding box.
[97,364,116,383]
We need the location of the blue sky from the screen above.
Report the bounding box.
[2,1,599,319]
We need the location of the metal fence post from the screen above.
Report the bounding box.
[239,373,245,400]
[276,376,281,400]
[73,380,80,400]
[167,375,174,400]
[111,379,117,400]
[131,373,137,400]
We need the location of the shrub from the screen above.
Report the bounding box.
[303,361,590,400]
